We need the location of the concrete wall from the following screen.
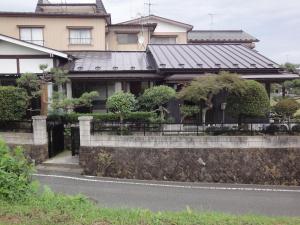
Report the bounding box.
[0,116,49,164]
[89,135,300,149]
[0,16,106,51]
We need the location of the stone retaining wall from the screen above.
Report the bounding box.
[8,144,48,164]
[80,146,300,186]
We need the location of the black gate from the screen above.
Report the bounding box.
[47,121,65,158]
[71,125,80,156]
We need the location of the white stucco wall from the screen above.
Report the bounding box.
[0,59,17,73]
[19,58,53,73]
[0,41,44,55]
[147,19,188,33]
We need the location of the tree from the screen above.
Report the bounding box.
[0,86,28,120]
[138,85,176,121]
[51,91,99,113]
[180,105,200,123]
[178,72,246,124]
[48,67,98,113]
[106,91,137,123]
[226,80,270,122]
[281,62,300,74]
[16,73,41,99]
[274,98,300,121]
[16,73,41,114]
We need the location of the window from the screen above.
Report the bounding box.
[151,36,177,44]
[117,33,138,44]
[20,28,44,46]
[69,29,92,45]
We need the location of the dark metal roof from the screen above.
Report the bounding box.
[67,51,155,72]
[68,73,163,80]
[188,30,259,43]
[165,73,299,83]
[147,44,279,70]
[35,0,107,15]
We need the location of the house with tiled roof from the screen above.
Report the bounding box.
[0,0,298,122]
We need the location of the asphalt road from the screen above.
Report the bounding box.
[34,172,300,217]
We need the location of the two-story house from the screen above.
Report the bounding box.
[0,0,298,120]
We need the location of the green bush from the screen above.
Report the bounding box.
[227,80,270,121]
[48,111,156,123]
[0,140,36,202]
[0,86,29,121]
[106,91,137,123]
[274,98,300,119]
[138,85,176,111]
[292,124,300,133]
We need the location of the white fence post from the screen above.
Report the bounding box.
[79,116,93,147]
[32,116,48,145]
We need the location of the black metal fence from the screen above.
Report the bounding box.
[0,120,33,133]
[91,121,300,136]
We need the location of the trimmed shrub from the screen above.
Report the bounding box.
[292,124,300,133]
[0,140,35,202]
[274,98,300,119]
[0,86,28,121]
[47,112,156,123]
[106,91,137,123]
[227,80,270,120]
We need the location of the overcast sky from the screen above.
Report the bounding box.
[0,0,299,64]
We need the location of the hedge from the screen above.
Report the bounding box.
[48,112,157,123]
[0,86,28,121]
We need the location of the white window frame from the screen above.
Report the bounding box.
[19,27,44,46]
[69,29,92,45]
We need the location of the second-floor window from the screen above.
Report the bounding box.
[117,33,138,44]
[20,28,44,46]
[69,29,92,45]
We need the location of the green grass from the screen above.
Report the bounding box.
[0,188,299,225]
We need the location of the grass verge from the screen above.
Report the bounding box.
[0,188,299,225]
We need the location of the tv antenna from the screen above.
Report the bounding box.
[208,13,217,30]
[145,0,155,17]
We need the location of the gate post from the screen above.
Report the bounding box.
[32,116,48,145]
[79,116,93,147]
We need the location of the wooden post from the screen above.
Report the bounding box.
[265,82,271,99]
[40,83,48,116]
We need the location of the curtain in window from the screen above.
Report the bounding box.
[31,28,43,45]
[80,30,91,44]
[20,28,31,41]
[20,28,44,46]
[70,30,81,44]
[70,29,91,45]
